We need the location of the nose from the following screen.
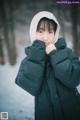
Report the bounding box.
[43,32,48,41]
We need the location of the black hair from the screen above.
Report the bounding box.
[36,17,57,33]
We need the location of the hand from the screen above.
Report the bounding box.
[46,44,56,54]
[35,31,56,54]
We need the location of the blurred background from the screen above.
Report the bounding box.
[0,0,80,120]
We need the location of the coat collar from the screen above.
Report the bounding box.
[55,37,66,50]
[25,38,66,55]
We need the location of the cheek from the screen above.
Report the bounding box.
[36,32,41,38]
[50,34,55,40]
[36,32,39,36]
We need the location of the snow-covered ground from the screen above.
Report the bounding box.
[0,45,34,120]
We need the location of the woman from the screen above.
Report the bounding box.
[15,11,80,120]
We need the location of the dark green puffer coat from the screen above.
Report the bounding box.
[15,38,80,120]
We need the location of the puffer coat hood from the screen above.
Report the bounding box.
[30,11,60,43]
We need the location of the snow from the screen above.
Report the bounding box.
[0,46,34,120]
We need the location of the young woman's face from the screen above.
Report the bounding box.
[36,21,55,46]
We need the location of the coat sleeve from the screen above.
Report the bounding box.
[15,40,46,96]
[48,48,80,89]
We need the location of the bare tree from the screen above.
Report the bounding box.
[0,37,5,64]
[70,5,80,56]
[1,0,17,65]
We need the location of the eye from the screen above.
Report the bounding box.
[38,30,43,33]
[39,30,43,33]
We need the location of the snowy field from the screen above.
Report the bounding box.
[0,46,34,120]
